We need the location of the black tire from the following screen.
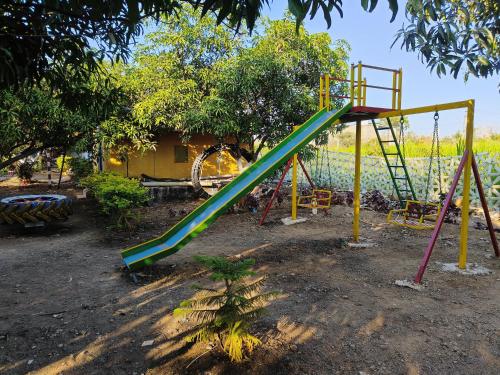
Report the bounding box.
[191,144,252,196]
[0,194,72,225]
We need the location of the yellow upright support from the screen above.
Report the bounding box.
[292,154,298,220]
[397,68,403,109]
[357,62,362,106]
[291,125,300,220]
[319,74,324,109]
[362,78,367,106]
[353,120,362,241]
[391,71,397,109]
[459,100,475,268]
[325,74,330,109]
[350,64,355,105]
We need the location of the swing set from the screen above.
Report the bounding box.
[261,61,498,283]
[387,111,444,230]
[258,138,332,226]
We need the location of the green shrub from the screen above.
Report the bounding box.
[174,256,278,362]
[81,172,149,229]
[68,156,93,182]
[16,161,34,181]
[56,155,71,173]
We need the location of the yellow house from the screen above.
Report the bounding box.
[104,132,242,180]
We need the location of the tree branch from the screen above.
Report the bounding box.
[0,146,44,170]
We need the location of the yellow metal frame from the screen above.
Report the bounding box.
[387,200,441,230]
[376,100,473,268]
[321,61,475,269]
[297,189,332,210]
[344,63,403,110]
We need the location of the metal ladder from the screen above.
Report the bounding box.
[371,118,417,207]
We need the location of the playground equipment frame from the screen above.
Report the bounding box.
[290,62,498,283]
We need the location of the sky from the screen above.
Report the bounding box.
[262,2,499,137]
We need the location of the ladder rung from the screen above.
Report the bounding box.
[376,127,392,131]
[380,140,394,143]
[389,165,404,168]
[384,152,399,156]
[394,177,407,180]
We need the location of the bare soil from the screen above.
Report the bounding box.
[0,183,499,375]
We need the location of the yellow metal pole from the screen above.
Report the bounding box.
[362,78,367,106]
[291,125,300,220]
[357,62,362,107]
[353,120,362,241]
[459,100,475,268]
[397,68,403,110]
[319,74,324,109]
[292,154,298,220]
[375,99,473,119]
[350,64,355,105]
[325,74,330,110]
[391,71,397,109]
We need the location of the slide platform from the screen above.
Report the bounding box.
[122,104,352,269]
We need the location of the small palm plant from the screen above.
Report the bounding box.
[174,255,277,362]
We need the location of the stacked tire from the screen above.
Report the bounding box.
[191,144,252,196]
[0,195,72,225]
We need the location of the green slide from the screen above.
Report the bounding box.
[122,104,352,270]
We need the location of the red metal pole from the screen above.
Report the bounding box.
[298,157,315,189]
[259,159,293,225]
[414,151,469,283]
[471,154,499,257]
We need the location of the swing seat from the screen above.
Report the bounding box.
[297,189,332,209]
[387,200,441,230]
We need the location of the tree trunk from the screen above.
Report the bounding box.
[0,146,44,170]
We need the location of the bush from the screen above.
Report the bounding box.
[174,256,278,362]
[68,156,93,182]
[16,161,34,181]
[81,172,149,229]
[56,155,71,173]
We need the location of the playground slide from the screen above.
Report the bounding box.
[122,103,352,269]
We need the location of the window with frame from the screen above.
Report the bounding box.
[174,145,188,163]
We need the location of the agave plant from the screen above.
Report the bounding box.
[174,255,277,362]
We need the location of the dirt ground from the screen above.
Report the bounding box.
[0,183,499,375]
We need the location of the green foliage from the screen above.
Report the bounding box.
[188,16,350,158]
[455,134,466,156]
[6,0,493,94]
[15,161,34,182]
[57,155,94,181]
[81,173,149,229]
[333,133,500,157]
[56,156,71,173]
[174,256,278,362]
[0,70,122,171]
[68,157,94,183]
[105,11,349,158]
[101,7,240,155]
[1,1,397,89]
[394,0,499,81]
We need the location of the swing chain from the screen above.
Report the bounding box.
[424,111,442,203]
[398,115,409,196]
[434,112,442,195]
[399,115,406,159]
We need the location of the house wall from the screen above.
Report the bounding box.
[104,133,242,179]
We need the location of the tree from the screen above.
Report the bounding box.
[0,73,121,170]
[393,0,499,81]
[188,18,350,160]
[174,255,277,362]
[99,7,240,157]
[103,14,349,159]
[4,1,494,90]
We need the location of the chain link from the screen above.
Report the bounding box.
[424,111,442,203]
[398,115,409,197]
